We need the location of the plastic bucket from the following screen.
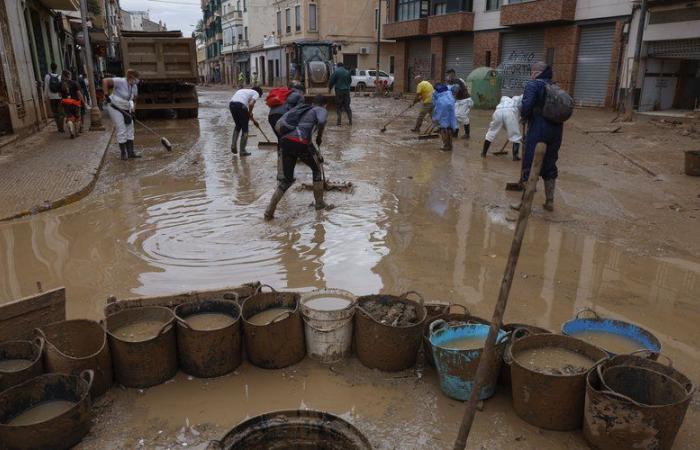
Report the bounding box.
[241,285,305,369]
[0,338,44,392]
[354,291,427,372]
[422,305,490,368]
[36,319,113,397]
[175,299,242,378]
[300,289,356,364]
[429,320,507,401]
[207,410,372,450]
[0,370,94,450]
[561,308,661,356]
[583,353,695,450]
[499,323,552,387]
[510,334,607,430]
[105,306,177,388]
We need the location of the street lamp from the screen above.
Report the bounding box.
[79,0,104,131]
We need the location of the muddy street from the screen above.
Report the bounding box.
[1,87,699,448]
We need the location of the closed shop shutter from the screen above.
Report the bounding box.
[574,24,616,107]
[407,39,431,92]
[500,30,545,97]
[646,39,700,60]
[445,35,474,81]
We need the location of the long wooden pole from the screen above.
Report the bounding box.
[453,143,547,449]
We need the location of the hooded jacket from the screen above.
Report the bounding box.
[521,65,563,142]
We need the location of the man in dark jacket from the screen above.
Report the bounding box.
[329,62,352,126]
[518,62,563,212]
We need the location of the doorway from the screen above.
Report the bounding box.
[343,53,358,71]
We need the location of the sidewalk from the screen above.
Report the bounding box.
[0,113,113,221]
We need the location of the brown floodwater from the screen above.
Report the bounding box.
[7,400,76,426]
[184,312,236,330]
[441,336,486,351]
[572,330,644,355]
[0,359,33,371]
[246,307,293,326]
[1,89,699,448]
[113,319,166,342]
[515,347,596,373]
[303,296,353,311]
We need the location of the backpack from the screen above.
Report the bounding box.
[276,103,313,136]
[266,87,292,108]
[538,81,573,123]
[48,74,61,94]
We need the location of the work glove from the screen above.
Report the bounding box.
[128,100,135,113]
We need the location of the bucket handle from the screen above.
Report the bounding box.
[158,321,174,335]
[575,307,600,320]
[80,369,95,392]
[449,303,470,317]
[302,315,353,333]
[429,319,448,336]
[175,317,192,330]
[33,336,45,356]
[630,350,673,367]
[400,291,424,306]
[255,284,277,294]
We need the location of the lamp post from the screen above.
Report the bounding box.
[79,0,104,131]
[375,0,382,96]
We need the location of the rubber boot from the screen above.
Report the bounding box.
[512,142,521,161]
[543,179,555,212]
[463,124,470,139]
[481,140,491,157]
[313,181,334,211]
[231,129,240,154]
[67,120,75,139]
[264,187,286,221]
[452,127,458,138]
[410,116,422,132]
[126,140,141,158]
[239,132,251,156]
[119,143,128,161]
[347,109,352,126]
[440,129,452,151]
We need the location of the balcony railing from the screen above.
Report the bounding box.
[383,17,428,39]
[427,11,474,34]
[500,0,576,26]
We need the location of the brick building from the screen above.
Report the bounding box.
[383,0,632,107]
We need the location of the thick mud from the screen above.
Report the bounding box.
[0,88,699,448]
[361,297,419,327]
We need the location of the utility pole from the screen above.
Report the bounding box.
[623,0,647,122]
[375,0,382,96]
[79,0,104,131]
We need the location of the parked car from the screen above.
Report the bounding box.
[350,69,394,90]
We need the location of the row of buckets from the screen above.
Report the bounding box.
[0,285,695,450]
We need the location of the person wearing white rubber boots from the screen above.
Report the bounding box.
[103,69,140,160]
[482,95,523,161]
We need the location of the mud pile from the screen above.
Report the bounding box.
[362,297,418,327]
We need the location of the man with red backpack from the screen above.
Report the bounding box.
[267,82,304,141]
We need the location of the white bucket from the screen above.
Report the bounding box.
[300,289,356,364]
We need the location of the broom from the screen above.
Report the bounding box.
[254,122,278,148]
[109,104,172,151]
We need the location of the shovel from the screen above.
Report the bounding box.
[253,122,277,148]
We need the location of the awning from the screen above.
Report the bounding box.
[40,0,79,11]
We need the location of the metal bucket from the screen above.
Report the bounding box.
[562,308,661,356]
[0,338,44,392]
[174,299,242,378]
[241,285,305,369]
[510,334,608,430]
[300,289,356,364]
[207,410,372,449]
[422,305,490,368]
[36,319,113,397]
[429,320,507,401]
[583,354,695,450]
[499,323,552,387]
[354,292,427,372]
[105,306,177,388]
[0,370,94,450]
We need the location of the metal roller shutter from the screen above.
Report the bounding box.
[646,39,700,60]
[500,30,545,97]
[445,35,474,81]
[407,39,431,92]
[574,24,616,107]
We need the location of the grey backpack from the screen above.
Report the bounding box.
[539,81,573,123]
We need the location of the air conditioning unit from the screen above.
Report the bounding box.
[360,47,369,55]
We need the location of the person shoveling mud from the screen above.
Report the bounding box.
[361,297,419,327]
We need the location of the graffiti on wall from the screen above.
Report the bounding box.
[500,50,535,93]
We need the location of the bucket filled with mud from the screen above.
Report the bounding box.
[175,299,242,378]
[207,410,372,450]
[0,370,94,450]
[105,306,177,388]
[242,285,305,369]
[355,291,427,372]
[429,320,507,401]
[0,338,44,392]
[300,289,356,364]
[36,319,113,397]
[510,334,607,430]
[562,308,661,356]
[499,323,552,387]
[584,354,695,450]
[422,305,490,368]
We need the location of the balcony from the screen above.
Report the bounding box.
[427,11,474,34]
[224,9,243,25]
[383,18,428,39]
[500,0,576,26]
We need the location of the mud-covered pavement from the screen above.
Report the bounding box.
[1,87,699,448]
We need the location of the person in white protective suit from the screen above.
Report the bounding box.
[482,95,523,161]
[103,69,140,161]
[454,95,474,139]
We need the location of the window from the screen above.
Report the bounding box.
[308,4,317,31]
[434,2,447,15]
[275,59,280,77]
[243,0,246,12]
[285,8,291,34]
[277,10,282,35]
[389,56,395,74]
[396,0,429,22]
[486,0,500,11]
[379,71,389,77]
[295,5,301,32]
[244,26,248,41]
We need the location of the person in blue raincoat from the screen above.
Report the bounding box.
[432,83,457,152]
[516,62,563,212]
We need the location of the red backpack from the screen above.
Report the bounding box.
[266,87,292,107]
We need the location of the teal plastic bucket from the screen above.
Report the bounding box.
[429,321,507,401]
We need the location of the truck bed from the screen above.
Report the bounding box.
[121,31,197,83]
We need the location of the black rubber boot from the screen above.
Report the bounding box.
[347,109,352,126]
[452,128,458,138]
[126,140,141,158]
[119,143,128,161]
[239,132,251,156]
[313,181,334,211]
[264,187,286,220]
[463,124,470,139]
[231,129,240,153]
[512,143,521,161]
[481,140,491,157]
[543,179,555,211]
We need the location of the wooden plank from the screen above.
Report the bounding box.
[0,288,66,342]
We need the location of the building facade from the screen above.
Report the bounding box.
[202,0,224,83]
[383,0,632,107]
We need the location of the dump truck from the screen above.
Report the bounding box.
[120,30,199,118]
[287,41,337,106]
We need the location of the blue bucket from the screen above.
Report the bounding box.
[429,320,507,401]
[561,308,661,357]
